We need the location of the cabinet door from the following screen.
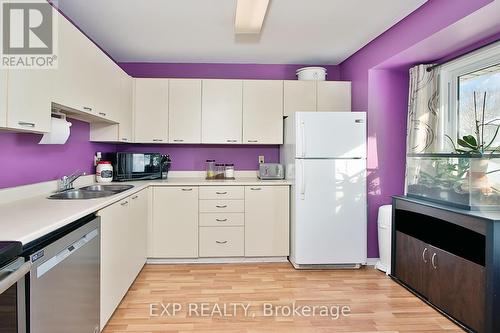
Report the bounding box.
[133,78,169,143]
[54,13,95,113]
[152,187,198,258]
[99,198,131,329]
[92,51,121,121]
[7,68,53,133]
[0,69,7,127]
[317,81,351,112]
[202,79,242,144]
[168,79,202,143]
[129,190,148,276]
[394,232,428,296]
[118,72,133,142]
[427,245,485,333]
[242,80,283,144]
[245,186,290,256]
[283,81,316,117]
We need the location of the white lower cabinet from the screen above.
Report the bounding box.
[151,187,199,258]
[199,227,244,257]
[149,185,290,259]
[245,186,290,257]
[99,189,148,330]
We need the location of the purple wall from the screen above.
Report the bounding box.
[339,0,497,257]
[119,63,340,80]
[0,119,114,189]
[116,144,279,171]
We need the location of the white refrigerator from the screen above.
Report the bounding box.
[281,112,367,268]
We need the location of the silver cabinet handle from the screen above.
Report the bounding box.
[247,140,258,143]
[422,248,428,263]
[173,139,184,142]
[182,188,193,191]
[216,205,227,208]
[18,121,35,127]
[83,106,92,112]
[226,139,238,143]
[0,260,31,295]
[152,139,163,142]
[216,240,228,244]
[431,253,437,269]
[250,187,262,191]
[121,138,128,141]
[131,195,138,200]
[216,218,228,222]
[121,201,129,206]
[98,112,106,116]
[216,191,227,195]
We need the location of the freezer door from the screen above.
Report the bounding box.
[296,112,366,158]
[292,159,367,265]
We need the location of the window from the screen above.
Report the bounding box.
[439,42,500,152]
[458,64,500,149]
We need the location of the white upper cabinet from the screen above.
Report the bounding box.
[202,79,243,144]
[0,69,7,128]
[316,81,352,112]
[91,49,122,122]
[7,68,54,133]
[243,80,283,144]
[168,79,202,144]
[54,13,96,114]
[118,72,133,142]
[133,78,169,143]
[283,81,316,117]
[283,80,352,116]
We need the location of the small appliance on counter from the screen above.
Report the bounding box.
[101,152,171,181]
[258,163,285,180]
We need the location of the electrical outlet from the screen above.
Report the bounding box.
[258,155,265,164]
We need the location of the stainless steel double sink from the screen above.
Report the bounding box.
[48,184,134,200]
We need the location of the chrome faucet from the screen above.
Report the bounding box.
[58,171,86,192]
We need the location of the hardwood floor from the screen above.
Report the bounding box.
[103,263,464,333]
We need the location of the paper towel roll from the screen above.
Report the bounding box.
[39,117,72,145]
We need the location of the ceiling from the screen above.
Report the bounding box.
[56,0,427,65]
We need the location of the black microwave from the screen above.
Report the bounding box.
[101,153,171,181]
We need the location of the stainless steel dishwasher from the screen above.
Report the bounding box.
[28,215,100,333]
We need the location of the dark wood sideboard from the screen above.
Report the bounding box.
[391,196,500,333]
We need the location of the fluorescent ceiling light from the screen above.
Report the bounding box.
[234,0,270,34]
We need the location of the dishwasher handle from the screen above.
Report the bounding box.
[36,228,99,278]
[0,259,31,295]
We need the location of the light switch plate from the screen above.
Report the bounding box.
[258,155,265,164]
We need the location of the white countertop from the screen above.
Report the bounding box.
[0,177,291,245]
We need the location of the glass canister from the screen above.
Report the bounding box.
[225,164,235,179]
[206,160,216,179]
[215,164,225,179]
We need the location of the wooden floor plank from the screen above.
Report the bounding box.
[102,263,464,333]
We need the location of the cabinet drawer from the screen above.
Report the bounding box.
[199,200,244,213]
[199,213,244,227]
[199,186,244,200]
[199,227,244,257]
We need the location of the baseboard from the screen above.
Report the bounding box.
[147,257,289,264]
[366,258,380,267]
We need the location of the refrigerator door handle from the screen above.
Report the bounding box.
[300,121,306,158]
[300,160,305,200]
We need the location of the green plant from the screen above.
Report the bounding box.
[446,91,500,156]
